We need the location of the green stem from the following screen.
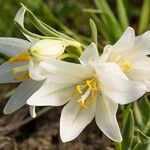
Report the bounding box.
[115,142,122,150]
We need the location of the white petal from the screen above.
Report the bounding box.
[0,38,31,57]
[27,81,75,106]
[79,43,99,64]
[29,39,65,58]
[0,62,28,83]
[109,27,135,59]
[29,58,46,81]
[60,99,96,142]
[99,45,112,63]
[127,56,150,88]
[14,7,37,42]
[99,69,146,104]
[134,31,150,55]
[29,106,37,118]
[95,62,128,80]
[3,79,43,114]
[114,27,135,50]
[95,93,122,142]
[40,59,93,82]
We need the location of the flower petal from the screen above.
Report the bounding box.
[0,38,31,57]
[60,99,96,142]
[99,72,146,104]
[95,93,122,142]
[109,27,135,59]
[134,31,150,55]
[79,43,99,64]
[40,59,93,83]
[127,56,150,90]
[0,62,28,83]
[27,81,74,106]
[29,58,46,81]
[95,62,146,104]
[14,6,37,42]
[99,45,112,63]
[3,79,43,114]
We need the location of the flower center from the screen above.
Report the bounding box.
[8,52,30,81]
[70,77,98,108]
[114,54,131,73]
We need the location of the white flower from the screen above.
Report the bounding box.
[27,43,146,142]
[0,37,43,118]
[0,6,81,117]
[100,27,150,90]
[0,37,78,116]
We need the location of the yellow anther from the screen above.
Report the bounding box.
[70,77,98,109]
[14,73,29,81]
[76,85,83,94]
[121,60,131,73]
[86,78,98,91]
[9,52,30,63]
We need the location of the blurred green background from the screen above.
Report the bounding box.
[0,0,146,38]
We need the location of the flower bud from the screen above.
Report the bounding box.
[28,39,82,60]
[28,39,65,59]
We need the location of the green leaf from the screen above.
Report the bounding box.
[122,104,131,132]
[133,102,143,127]
[94,0,122,40]
[140,96,150,134]
[135,129,150,150]
[138,0,150,34]
[122,109,135,150]
[89,19,97,45]
[116,0,129,30]
[15,21,49,40]
[83,8,102,14]
[91,14,115,43]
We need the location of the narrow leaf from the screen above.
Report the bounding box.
[94,0,122,40]
[116,0,129,29]
[89,19,97,45]
[138,0,150,34]
[133,102,143,127]
[122,109,135,150]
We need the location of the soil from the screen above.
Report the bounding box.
[0,85,112,150]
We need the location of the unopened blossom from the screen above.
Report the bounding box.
[0,6,81,117]
[100,27,150,90]
[27,43,146,142]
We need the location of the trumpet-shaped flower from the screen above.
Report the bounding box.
[27,43,146,142]
[100,27,150,90]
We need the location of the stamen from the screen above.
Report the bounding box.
[70,77,98,108]
[78,99,87,108]
[12,65,29,74]
[121,60,131,73]
[76,85,83,94]
[14,73,29,81]
[9,52,30,63]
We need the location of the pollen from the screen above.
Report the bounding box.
[120,60,131,73]
[70,77,98,108]
[9,52,30,63]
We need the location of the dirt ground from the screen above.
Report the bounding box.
[0,84,112,150]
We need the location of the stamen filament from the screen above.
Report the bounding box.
[13,65,29,74]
